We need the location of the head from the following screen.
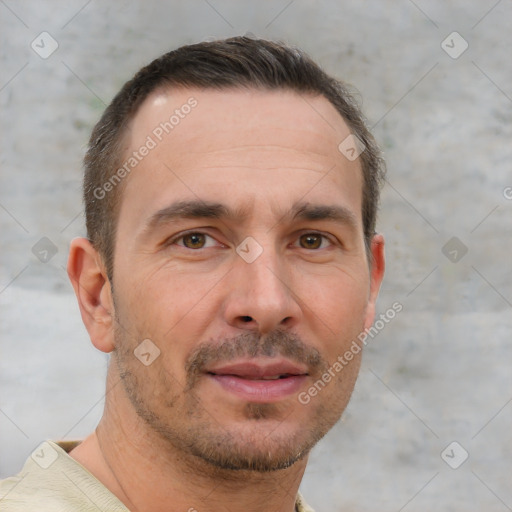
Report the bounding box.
[83,36,384,281]
[69,36,385,473]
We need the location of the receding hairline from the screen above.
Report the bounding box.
[115,83,354,173]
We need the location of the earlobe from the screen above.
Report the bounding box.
[67,237,116,353]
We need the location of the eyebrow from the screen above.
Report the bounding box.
[289,202,358,230]
[144,200,247,231]
[143,199,358,233]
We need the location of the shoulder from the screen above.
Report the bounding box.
[0,441,128,512]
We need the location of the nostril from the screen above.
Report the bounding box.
[241,316,253,323]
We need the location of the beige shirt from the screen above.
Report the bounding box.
[0,441,315,512]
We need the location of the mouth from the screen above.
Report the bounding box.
[205,359,309,402]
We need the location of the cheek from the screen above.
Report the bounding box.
[114,263,185,331]
[113,269,222,369]
[113,330,182,418]
[301,271,369,361]
[303,270,369,325]
[142,270,225,334]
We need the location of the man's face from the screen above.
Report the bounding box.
[110,88,381,471]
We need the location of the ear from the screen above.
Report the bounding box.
[363,233,385,331]
[67,237,115,353]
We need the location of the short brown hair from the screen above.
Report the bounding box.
[83,36,385,281]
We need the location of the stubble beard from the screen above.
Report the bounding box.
[112,320,356,474]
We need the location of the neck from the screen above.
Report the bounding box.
[69,370,307,512]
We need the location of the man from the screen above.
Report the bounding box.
[0,36,385,511]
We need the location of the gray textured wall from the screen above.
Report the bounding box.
[1,1,511,511]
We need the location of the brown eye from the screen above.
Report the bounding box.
[299,233,323,249]
[182,233,206,249]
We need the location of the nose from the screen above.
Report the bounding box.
[223,249,302,334]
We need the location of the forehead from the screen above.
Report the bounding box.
[117,87,363,230]
[130,86,351,160]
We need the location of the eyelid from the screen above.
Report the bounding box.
[293,231,338,249]
[164,229,339,250]
[165,229,224,248]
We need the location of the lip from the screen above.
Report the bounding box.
[206,359,308,379]
[205,358,308,403]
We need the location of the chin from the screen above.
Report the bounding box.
[178,405,335,474]
[188,432,310,473]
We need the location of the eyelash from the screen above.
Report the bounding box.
[167,230,336,250]
[173,231,222,249]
